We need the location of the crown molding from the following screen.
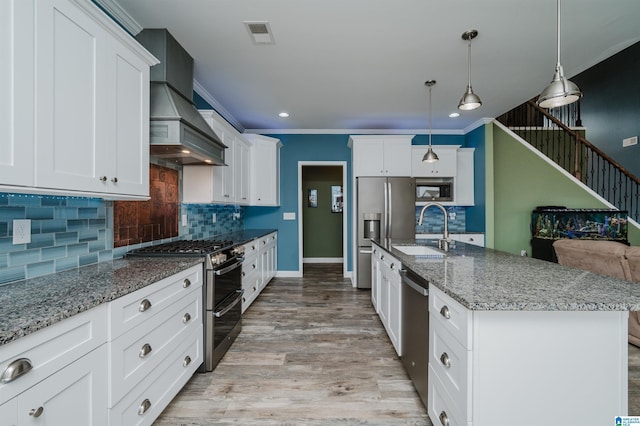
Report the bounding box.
[91,0,142,35]
[193,80,245,133]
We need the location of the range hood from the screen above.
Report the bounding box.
[136,29,226,166]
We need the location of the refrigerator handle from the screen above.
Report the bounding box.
[383,181,389,239]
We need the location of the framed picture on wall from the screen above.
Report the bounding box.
[308,189,318,208]
[331,185,343,213]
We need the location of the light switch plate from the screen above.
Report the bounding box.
[283,212,296,220]
[212,213,217,223]
[181,214,188,226]
[13,219,31,244]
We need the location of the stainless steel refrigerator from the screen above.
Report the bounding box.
[356,177,415,288]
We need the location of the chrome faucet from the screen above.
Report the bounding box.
[418,202,451,251]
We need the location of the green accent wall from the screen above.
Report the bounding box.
[302,166,343,258]
[492,123,615,255]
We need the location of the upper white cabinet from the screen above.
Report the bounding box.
[350,135,413,177]
[0,1,35,187]
[246,134,281,206]
[411,145,458,177]
[183,110,251,205]
[455,148,475,206]
[0,0,157,199]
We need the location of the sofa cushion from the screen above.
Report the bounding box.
[552,239,630,281]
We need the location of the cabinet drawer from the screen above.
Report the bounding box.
[0,304,107,404]
[108,265,202,339]
[109,291,201,406]
[429,285,472,349]
[380,252,401,271]
[430,319,469,413]
[428,365,465,426]
[110,325,202,426]
[243,240,259,258]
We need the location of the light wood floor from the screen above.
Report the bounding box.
[154,263,640,425]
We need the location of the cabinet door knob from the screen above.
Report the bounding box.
[439,411,450,426]
[29,407,44,418]
[99,176,107,182]
[111,177,118,183]
[139,299,152,312]
[138,399,151,415]
[183,356,192,367]
[439,305,450,319]
[139,343,152,358]
[183,278,191,288]
[440,352,451,368]
[183,313,191,324]
[1,358,33,383]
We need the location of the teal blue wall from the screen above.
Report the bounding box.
[464,125,486,232]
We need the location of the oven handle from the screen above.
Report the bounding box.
[214,289,244,318]
[214,259,243,276]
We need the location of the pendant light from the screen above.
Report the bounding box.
[422,80,439,163]
[458,30,482,111]
[537,0,582,108]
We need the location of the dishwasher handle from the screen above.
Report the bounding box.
[400,269,429,297]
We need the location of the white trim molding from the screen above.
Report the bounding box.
[303,257,344,264]
[91,0,143,34]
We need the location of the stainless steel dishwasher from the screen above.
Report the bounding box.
[400,268,429,408]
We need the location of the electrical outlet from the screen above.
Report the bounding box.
[13,219,31,244]
[212,213,217,223]
[520,249,528,257]
[232,212,241,220]
[181,214,188,227]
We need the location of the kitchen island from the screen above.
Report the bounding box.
[373,238,640,426]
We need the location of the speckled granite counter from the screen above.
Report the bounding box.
[0,257,203,346]
[221,229,277,246]
[375,238,640,311]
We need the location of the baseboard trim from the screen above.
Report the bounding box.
[303,257,344,263]
[275,271,303,278]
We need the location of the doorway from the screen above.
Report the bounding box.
[298,162,348,277]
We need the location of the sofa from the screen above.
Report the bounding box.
[552,239,640,347]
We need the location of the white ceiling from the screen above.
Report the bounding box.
[107,0,640,133]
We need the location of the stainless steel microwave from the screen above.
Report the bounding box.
[415,177,453,202]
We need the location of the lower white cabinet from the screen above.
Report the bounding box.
[428,285,628,425]
[372,243,402,356]
[371,246,381,313]
[107,265,203,425]
[0,304,108,426]
[417,233,485,247]
[241,232,278,313]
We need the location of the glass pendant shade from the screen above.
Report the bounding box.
[536,0,582,108]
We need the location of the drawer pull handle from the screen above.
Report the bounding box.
[139,343,152,358]
[139,299,152,312]
[440,352,451,368]
[252,264,256,269]
[29,407,44,418]
[390,263,395,270]
[183,278,191,288]
[440,305,450,319]
[111,177,118,183]
[183,356,192,367]
[99,176,107,182]
[439,411,450,426]
[138,399,151,415]
[381,255,385,260]
[242,272,246,277]
[183,313,191,324]
[1,358,33,383]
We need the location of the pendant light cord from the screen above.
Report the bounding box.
[428,84,433,147]
[556,0,561,67]
[467,39,472,87]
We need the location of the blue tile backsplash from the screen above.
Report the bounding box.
[0,192,245,285]
[415,205,466,234]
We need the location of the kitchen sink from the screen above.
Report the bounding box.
[392,245,445,258]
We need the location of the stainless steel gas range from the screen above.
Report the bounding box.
[128,239,244,372]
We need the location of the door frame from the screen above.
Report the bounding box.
[298,161,348,277]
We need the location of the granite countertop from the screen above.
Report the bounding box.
[0,257,203,346]
[222,229,277,246]
[374,238,640,311]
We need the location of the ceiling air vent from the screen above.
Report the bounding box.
[244,21,274,44]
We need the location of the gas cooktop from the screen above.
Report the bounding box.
[127,239,234,256]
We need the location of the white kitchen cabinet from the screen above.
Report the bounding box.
[235,138,251,204]
[374,244,402,356]
[107,265,202,412]
[16,346,108,426]
[0,1,34,187]
[0,0,156,199]
[411,145,459,177]
[371,246,381,313]
[0,398,17,426]
[428,285,627,425]
[349,135,413,177]
[455,148,475,206]
[417,233,485,247]
[0,304,108,426]
[241,232,278,313]
[246,135,281,206]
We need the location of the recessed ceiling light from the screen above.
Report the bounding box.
[181,149,191,154]
[278,112,289,118]
[204,159,212,164]
[449,112,460,118]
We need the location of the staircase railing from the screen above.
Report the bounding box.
[496,100,640,223]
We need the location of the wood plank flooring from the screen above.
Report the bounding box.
[154,263,430,425]
[154,263,640,425]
